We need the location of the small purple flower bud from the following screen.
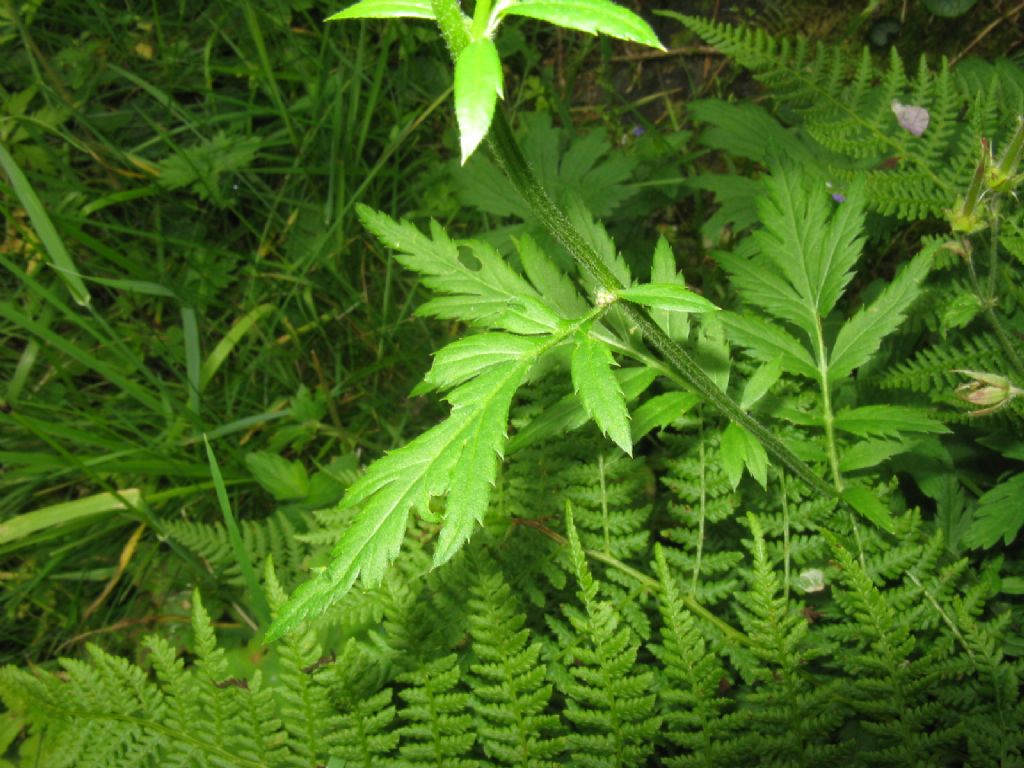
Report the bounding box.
[831,192,846,203]
[631,125,645,137]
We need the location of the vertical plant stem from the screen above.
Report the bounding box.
[691,411,706,595]
[975,202,1024,381]
[780,469,790,601]
[814,314,864,565]
[598,453,611,555]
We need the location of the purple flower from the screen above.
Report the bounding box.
[631,125,645,137]
[831,192,846,203]
[892,100,929,137]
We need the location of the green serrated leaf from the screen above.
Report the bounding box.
[434,364,527,565]
[740,355,783,410]
[264,349,539,642]
[245,451,309,501]
[571,332,632,454]
[325,0,435,20]
[963,472,1024,549]
[500,0,664,50]
[720,312,818,380]
[455,37,503,164]
[630,391,699,441]
[833,405,949,438]
[422,333,541,392]
[719,422,744,488]
[829,244,933,380]
[720,422,768,489]
[841,485,896,533]
[619,282,718,314]
[649,237,690,341]
[517,233,589,319]
[839,439,908,473]
[357,206,561,334]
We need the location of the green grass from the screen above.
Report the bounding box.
[0,0,454,663]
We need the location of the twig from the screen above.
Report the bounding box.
[951,0,1024,66]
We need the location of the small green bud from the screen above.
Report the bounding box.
[947,139,990,234]
[986,115,1024,193]
[954,369,1024,416]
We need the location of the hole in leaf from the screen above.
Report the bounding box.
[458,247,482,272]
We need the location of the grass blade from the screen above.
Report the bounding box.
[0,142,91,306]
[203,435,271,628]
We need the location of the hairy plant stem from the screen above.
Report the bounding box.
[519,518,753,648]
[970,202,1024,381]
[428,0,835,502]
[779,469,790,601]
[484,110,837,499]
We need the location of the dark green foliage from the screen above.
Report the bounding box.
[675,15,1022,222]
[0,591,284,768]
[825,533,958,765]
[4,5,1024,768]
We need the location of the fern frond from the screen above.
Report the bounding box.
[880,332,1005,393]
[0,592,282,768]
[165,510,309,590]
[825,532,960,765]
[659,430,745,607]
[467,562,564,767]
[952,603,1024,765]
[734,514,849,765]
[650,546,744,767]
[395,654,479,768]
[555,505,660,767]
[264,562,345,765]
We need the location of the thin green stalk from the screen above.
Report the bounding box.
[814,316,842,493]
[598,453,611,554]
[964,240,1024,381]
[779,469,790,601]
[691,411,706,595]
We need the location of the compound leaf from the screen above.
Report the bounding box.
[265,340,541,642]
[357,205,561,334]
[830,244,934,380]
